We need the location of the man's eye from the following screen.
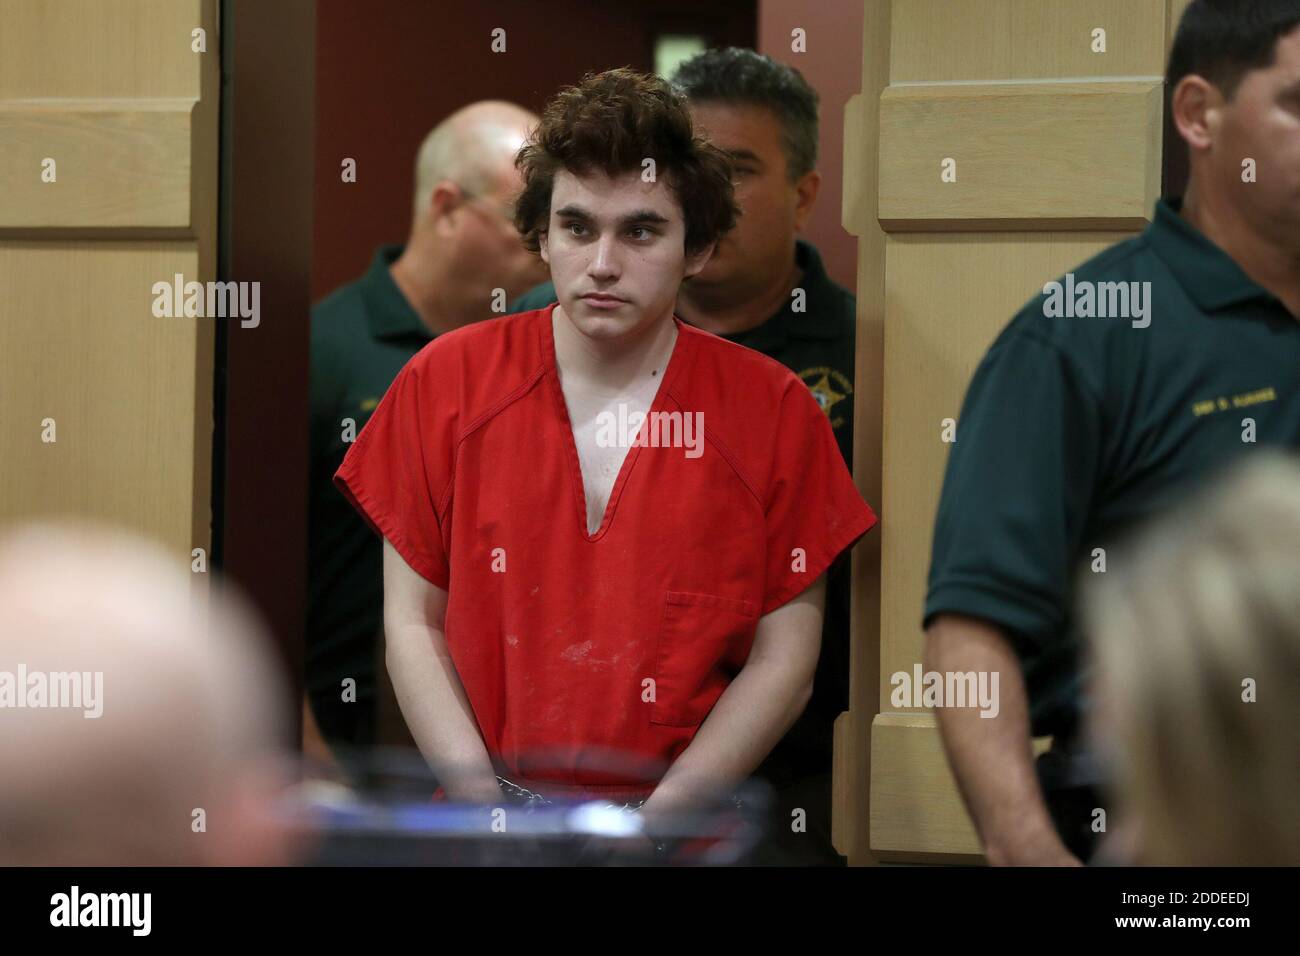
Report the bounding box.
[628,226,655,240]
[565,222,587,237]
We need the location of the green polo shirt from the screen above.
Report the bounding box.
[307,244,433,744]
[924,199,1300,744]
[509,238,859,777]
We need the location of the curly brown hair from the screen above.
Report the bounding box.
[514,67,738,257]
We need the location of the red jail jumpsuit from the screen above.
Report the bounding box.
[335,303,877,801]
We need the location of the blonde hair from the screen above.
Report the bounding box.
[1081,452,1300,865]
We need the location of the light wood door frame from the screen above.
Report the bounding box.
[0,0,220,570]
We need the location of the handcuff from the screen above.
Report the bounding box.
[493,777,746,857]
[494,776,670,855]
[495,775,648,812]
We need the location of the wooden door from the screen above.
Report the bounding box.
[0,0,220,562]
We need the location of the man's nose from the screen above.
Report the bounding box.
[588,234,621,280]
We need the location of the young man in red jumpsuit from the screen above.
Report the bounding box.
[335,68,876,831]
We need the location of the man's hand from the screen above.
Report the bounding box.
[925,613,1082,866]
[644,575,827,818]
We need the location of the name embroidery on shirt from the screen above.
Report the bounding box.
[1191,386,1277,418]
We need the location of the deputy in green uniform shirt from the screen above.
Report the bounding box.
[510,49,859,865]
[307,102,544,757]
[925,0,1300,866]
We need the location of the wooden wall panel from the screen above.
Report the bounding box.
[0,0,203,99]
[854,0,1191,861]
[0,102,194,228]
[879,82,1163,230]
[872,235,1125,859]
[890,0,1169,82]
[877,233,1129,694]
[0,0,218,565]
[834,0,890,864]
[0,241,204,556]
[872,715,1053,858]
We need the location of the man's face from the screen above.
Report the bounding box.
[1206,25,1300,251]
[686,101,818,293]
[444,167,549,308]
[540,167,712,342]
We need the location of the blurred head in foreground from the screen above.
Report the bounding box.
[0,523,297,865]
[1082,453,1300,865]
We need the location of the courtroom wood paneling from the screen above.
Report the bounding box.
[878,82,1163,230]
[871,714,982,857]
[878,233,1129,691]
[0,0,204,99]
[0,0,218,567]
[890,0,1170,82]
[858,0,1191,862]
[871,714,1051,858]
[0,241,205,556]
[834,0,890,865]
[0,101,195,228]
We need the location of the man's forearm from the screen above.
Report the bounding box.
[644,657,812,817]
[926,615,1079,865]
[384,622,499,801]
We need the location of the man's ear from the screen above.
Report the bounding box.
[538,230,550,265]
[683,240,715,278]
[1172,75,1222,152]
[793,169,821,233]
[428,180,464,237]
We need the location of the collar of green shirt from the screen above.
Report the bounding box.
[718,239,846,351]
[1147,199,1286,314]
[361,244,433,342]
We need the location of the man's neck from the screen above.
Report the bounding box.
[388,245,461,337]
[551,305,679,391]
[1182,183,1300,319]
[677,248,802,336]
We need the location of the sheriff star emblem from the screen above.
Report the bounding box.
[800,366,852,429]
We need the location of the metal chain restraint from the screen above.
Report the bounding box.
[494,776,649,813]
[494,776,666,856]
[493,776,753,858]
[495,776,745,812]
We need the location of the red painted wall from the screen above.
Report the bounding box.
[312,0,756,301]
[758,0,864,293]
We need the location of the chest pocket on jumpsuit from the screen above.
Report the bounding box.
[649,590,761,727]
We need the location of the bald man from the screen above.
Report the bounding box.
[307,101,546,760]
[0,523,295,866]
